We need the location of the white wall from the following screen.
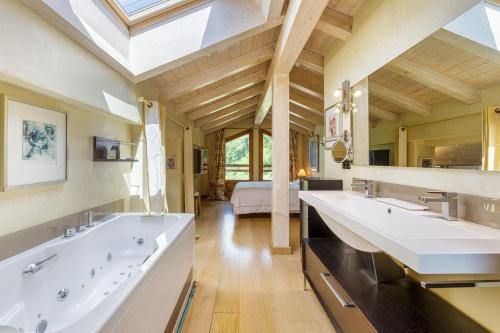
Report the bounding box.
[0,0,140,124]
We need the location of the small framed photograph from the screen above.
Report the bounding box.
[166,157,176,170]
[1,96,67,190]
[419,158,434,168]
[308,135,319,172]
[324,105,341,149]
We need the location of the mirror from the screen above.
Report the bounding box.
[331,140,349,163]
[363,2,500,171]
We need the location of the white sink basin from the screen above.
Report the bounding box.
[299,191,500,274]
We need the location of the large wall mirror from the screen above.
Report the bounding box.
[362,1,500,171]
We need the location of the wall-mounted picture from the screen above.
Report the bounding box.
[166,157,176,170]
[308,135,319,172]
[201,149,208,174]
[2,98,67,190]
[324,105,341,149]
[419,158,434,168]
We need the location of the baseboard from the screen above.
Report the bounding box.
[270,245,293,255]
[167,268,194,333]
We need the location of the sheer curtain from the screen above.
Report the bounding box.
[209,129,227,200]
[289,129,299,181]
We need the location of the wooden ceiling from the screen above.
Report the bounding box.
[143,0,365,134]
[368,29,500,122]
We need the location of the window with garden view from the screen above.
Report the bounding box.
[261,132,272,180]
[225,132,251,180]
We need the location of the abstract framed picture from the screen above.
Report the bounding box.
[308,135,319,172]
[1,96,67,190]
[324,105,341,149]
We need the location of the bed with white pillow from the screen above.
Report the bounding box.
[230,180,300,216]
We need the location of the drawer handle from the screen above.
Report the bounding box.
[320,272,355,308]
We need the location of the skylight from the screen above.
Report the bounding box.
[116,0,167,16]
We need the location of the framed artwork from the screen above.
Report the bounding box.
[201,149,208,174]
[1,96,67,190]
[324,105,341,149]
[166,157,176,170]
[419,158,434,168]
[308,135,319,172]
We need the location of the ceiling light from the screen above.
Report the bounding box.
[333,89,342,98]
[352,89,362,97]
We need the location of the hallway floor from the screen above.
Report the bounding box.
[181,200,335,333]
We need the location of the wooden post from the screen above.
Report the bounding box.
[271,73,292,254]
[184,126,195,213]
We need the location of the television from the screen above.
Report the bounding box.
[193,147,208,175]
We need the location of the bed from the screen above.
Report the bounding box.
[230,180,300,216]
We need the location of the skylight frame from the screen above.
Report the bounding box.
[106,0,195,25]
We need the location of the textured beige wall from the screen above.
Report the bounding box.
[323,1,500,330]
[0,83,133,237]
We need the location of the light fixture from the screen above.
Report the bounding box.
[333,89,342,98]
[352,89,362,97]
[297,168,307,178]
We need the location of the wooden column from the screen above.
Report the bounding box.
[271,73,291,254]
[184,126,195,213]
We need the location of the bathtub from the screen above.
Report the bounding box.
[0,213,195,333]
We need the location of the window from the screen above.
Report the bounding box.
[108,0,192,25]
[116,0,167,16]
[225,131,252,181]
[260,130,272,180]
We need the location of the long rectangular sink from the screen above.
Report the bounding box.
[299,191,500,274]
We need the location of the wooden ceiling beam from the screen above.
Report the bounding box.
[315,7,353,40]
[265,114,311,135]
[254,0,329,125]
[193,97,259,127]
[290,89,323,113]
[387,57,481,104]
[297,49,324,74]
[200,105,256,130]
[290,66,324,100]
[186,85,263,120]
[161,44,273,100]
[290,114,316,131]
[369,105,399,122]
[369,81,431,116]
[433,29,500,66]
[289,103,323,125]
[202,112,255,133]
[174,69,267,113]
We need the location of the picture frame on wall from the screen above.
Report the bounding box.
[324,105,342,149]
[308,135,319,172]
[1,96,68,190]
[166,157,176,170]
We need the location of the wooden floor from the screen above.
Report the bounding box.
[181,200,335,333]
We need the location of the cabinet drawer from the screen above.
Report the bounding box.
[305,245,376,333]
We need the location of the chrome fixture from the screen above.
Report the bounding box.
[22,254,59,277]
[76,225,86,233]
[64,227,76,238]
[421,279,500,289]
[87,209,94,228]
[57,288,70,302]
[36,319,48,333]
[419,191,458,221]
[137,238,144,246]
[351,179,374,198]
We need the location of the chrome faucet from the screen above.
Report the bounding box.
[419,191,458,221]
[22,254,59,277]
[351,179,375,197]
[64,227,76,238]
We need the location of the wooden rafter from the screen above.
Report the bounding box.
[369,105,399,122]
[387,57,481,104]
[174,69,267,113]
[290,89,323,113]
[297,49,324,74]
[254,0,329,125]
[315,7,352,40]
[203,112,255,133]
[193,97,260,127]
[186,85,263,120]
[160,44,273,100]
[200,105,257,130]
[369,81,431,116]
[289,114,316,131]
[433,29,500,66]
[289,103,323,125]
[290,66,324,100]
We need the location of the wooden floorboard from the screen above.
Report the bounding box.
[181,200,335,333]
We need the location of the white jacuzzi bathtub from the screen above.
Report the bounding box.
[0,213,195,333]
